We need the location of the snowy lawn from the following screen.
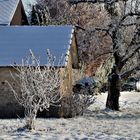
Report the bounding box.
[0,91,140,140]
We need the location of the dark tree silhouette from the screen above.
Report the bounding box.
[31,0,140,110]
[70,0,140,110]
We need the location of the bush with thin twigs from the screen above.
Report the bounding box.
[7,49,96,130]
[7,50,64,130]
[60,64,96,118]
[60,91,96,118]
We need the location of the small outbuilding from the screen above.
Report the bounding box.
[0,25,79,118]
[0,0,28,25]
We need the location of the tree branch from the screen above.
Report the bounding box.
[121,65,140,79]
[122,46,140,65]
[75,25,111,37]
[69,0,121,4]
[90,27,109,32]
[119,12,140,25]
[75,25,86,31]
[120,23,137,27]
[93,51,114,61]
[75,25,109,32]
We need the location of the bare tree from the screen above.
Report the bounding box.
[30,0,112,92]
[73,0,140,110]
[31,0,71,25]
[7,50,64,130]
[30,0,140,110]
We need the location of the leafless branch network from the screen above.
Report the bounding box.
[7,50,64,130]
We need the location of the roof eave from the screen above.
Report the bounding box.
[64,26,75,67]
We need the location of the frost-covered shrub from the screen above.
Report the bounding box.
[7,50,64,130]
[59,87,96,118]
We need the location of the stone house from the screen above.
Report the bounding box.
[0,25,79,118]
[0,0,28,25]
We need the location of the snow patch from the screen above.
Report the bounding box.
[0,91,140,139]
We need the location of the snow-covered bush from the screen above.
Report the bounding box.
[60,93,95,118]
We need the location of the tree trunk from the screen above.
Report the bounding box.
[24,108,37,130]
[106,66,121,110]
[25,117,35,130]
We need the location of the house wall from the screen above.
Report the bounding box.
[0,67,63,118]
[60,53,73,96]
[0,68,24,118]
[0,66,73,118]
[60,35,79,96]
[10,1,24,25]
[70,34,79,69]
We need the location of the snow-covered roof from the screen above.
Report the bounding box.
[0,25,74,66]
[0,0,20,25]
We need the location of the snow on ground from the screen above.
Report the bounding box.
[0,91,140,140]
